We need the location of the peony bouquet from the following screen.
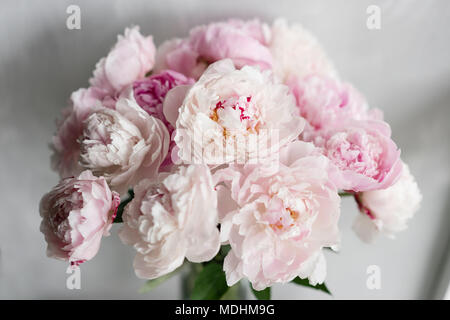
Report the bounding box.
[39,18,422,299]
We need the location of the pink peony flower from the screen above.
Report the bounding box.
[133,70,194,168]
[167,59,305,165]
[353,162,422,242]
[79,89,170,194]
[90,26,156,95]
[287,74,383,135]
[52,27,156,179]
[133,70,195,127]
[307,120,403,192]
[154,19,272,79]
[268,19,338,82]
[216,141,340,290]
[118,165,220,279]
[39,170,120,264]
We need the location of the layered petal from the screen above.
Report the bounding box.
[39,170,120,263]
[216,141,340,289]
[173,59,305,166]
[154,19,272,79]
[90,26,156,95]
[268,19,338,82]
[353,163,422,241]
[119,165,220,279]
[79,89,170,194]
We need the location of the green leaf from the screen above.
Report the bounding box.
[139,264,185,293]
[220,282,244,300]
[250,284,271,300]
[292,277,331,295]
[114,189,134,223]
[139,273,174,293]
[190,262,229,300]
[213,244,231,264]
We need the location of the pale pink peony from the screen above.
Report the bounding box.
[39,170,120,264]
[287,74,383,135]
[307,120,403,192]
[90,26,156,95]
[216,141,341,290]
[118,165,220,279]
[168,59,305,165]
[51,87,109,178]
[79,89,170,194]
[268,19,338,82]
[353,163,422,242]
[154,19,272,79]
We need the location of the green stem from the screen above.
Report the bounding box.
[338,192,354,197]
[114,189,134,223]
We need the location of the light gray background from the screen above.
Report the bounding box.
[0,0,449,299]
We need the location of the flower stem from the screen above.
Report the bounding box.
[338,192,354,197]
[114,189,134,223]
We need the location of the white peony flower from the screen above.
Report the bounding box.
[118,165,220,279]
[166,59,305,166]
[268,18,338,82]
[353,163,422,242]
[79,89,169,194]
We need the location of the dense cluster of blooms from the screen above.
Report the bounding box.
[40,19,422,293]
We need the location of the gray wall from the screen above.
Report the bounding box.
[0,0,449,299]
